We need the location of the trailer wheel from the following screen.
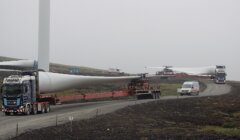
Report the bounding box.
[41,105,45,113]
[25,105,30,115]
[32,104,37,115]
[45,104,50,113]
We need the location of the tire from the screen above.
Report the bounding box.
[32,104,37,115]
[41,105,45,113]
[45,104,50,113]
[25,105,30,115]
[152,94,155,99]
[154,93,157,99]
[5,112,10,116]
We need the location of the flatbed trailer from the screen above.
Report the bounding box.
[128,74,161,100]
[135,90,161,100]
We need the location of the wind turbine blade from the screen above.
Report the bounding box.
[39,72,140,93]
[0,60,37,70]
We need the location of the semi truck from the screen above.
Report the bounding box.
[0,70,161,115]
[1,71,52,115]
[214,65,226,84]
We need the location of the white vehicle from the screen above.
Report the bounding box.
[177,81,200,96]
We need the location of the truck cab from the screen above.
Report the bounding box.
[215,65,226,84]
[1,72,50,115]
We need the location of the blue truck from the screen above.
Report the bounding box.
[1,71,52,115]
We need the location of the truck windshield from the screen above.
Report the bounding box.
[216,73,226,77]
[2,85,22,96]
[182,84,193,88]
[216,66,225,69]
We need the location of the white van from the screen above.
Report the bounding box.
[177,81,200,96]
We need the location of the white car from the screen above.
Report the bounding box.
[177,81,200,96]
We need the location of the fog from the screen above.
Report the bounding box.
[0,0,239,80]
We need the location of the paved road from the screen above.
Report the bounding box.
[0,82,231,139]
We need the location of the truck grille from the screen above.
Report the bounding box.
[4,98,20,106]
[7,100,17,106]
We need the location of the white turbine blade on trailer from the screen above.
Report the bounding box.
[0,69,21,72]
[146,66,165,70]
[0,60,36,69]
[39,72,140,93]
[168,66,216,76]
[146,66,216,76]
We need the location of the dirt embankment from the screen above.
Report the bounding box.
[14,82,240,140]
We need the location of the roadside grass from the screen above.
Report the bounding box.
[232,112,240,118]
[160,83,182,96]
[201,126,240,137]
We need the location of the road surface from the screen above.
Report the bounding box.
[0,82,231,139]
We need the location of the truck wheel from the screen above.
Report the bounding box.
[153,94,156,99]
[5,112,10,116]
[45,104,50,113]
[25,105,30,115]
[32,105,37,115]
[41,105,45,113]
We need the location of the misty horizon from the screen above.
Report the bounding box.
[0,0,239,80]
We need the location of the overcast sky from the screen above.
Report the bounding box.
[0,0,239,80]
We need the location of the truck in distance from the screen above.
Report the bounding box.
[177,81,200,96]
[214,65,226,84]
